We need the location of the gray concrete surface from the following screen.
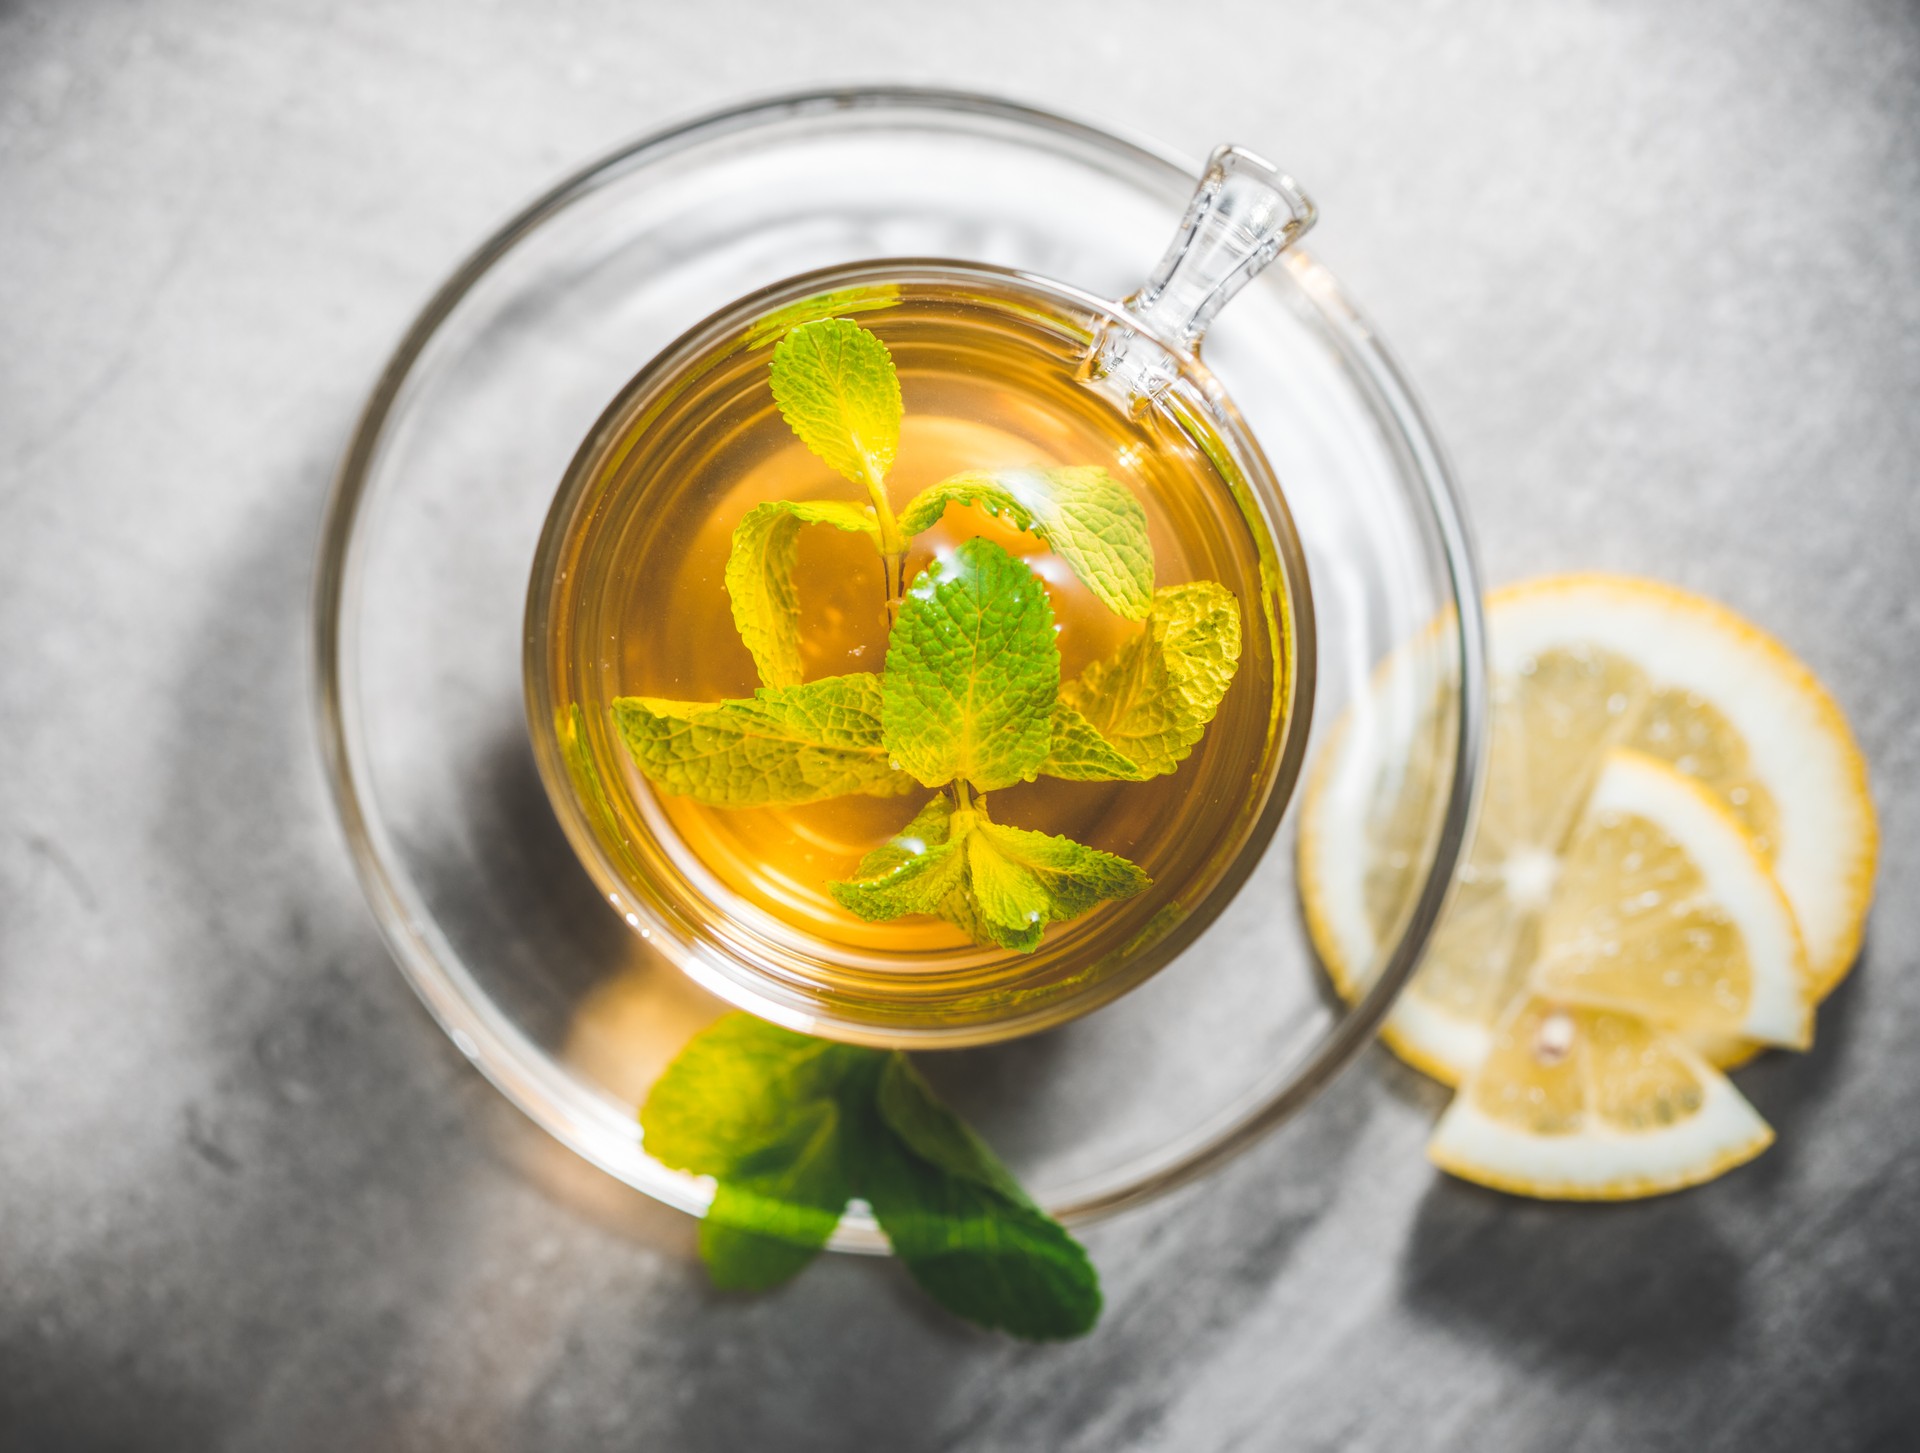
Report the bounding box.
[4,2,1917,1448]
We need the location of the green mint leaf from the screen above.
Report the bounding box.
[830,798,1145,954]
[827,829,968,921]
[825,794,990,940]
[559,702,622,823]
[882,537,1059,792]
[642,1016,1100,1336]
[697,1106,847,1291]
[971,816,1150,928]
[897,467,1154,620]
[963,828,1052,946]
[640,1015,883,1290]
[743,285,901,350]
[876,1053,1035,1207]
[1056,581,1242,778]
[1040,703,1150,781]
[640,1014,873,1173]
[769,318,902,490]
[614,673,914,808]
[726,499,880,687]
[850,1055,1102,1340]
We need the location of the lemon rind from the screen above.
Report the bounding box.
[1428,1047,1774,1201]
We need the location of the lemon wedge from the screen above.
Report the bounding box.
[1427,996,1773,1200]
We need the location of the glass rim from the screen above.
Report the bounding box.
[311,85,1488,1237]
[522,254,1318,1048]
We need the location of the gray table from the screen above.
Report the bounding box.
[5,3,1916,1448]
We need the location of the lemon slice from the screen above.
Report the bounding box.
[1301,573,1873,1085]
[1427,996,1773,1200]
[1491,574,1874,1000]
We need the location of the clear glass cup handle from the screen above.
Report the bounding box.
[1129,144,1317,351]
[1092,144,1317,397]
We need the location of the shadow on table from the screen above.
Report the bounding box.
[1395,940,1868,1374]
[1399,1178,1747,1369]
[1736,939,1867,1182]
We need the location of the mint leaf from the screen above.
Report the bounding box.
[640,1015,872,1171]
[640,1016,1102,1338]
[559,702,622,824]
[614,673,914,807]
[831,796,991,943]
[963,828,1052,949]
[726,499,880,688]
[769,318,902,490]
[698,1109,846,1291]
[850,1055,1102,1341]
[827,828,968,921]
[973,817,1150,921]
[1056,581,1242,778]
[876,1053,1034,1205]
[641,1015,881,1290]
[828,797,1146,954]
[898,467,1154,620]
[743,285,901,350]
[1040,703,1149,782]
[882,537,1059,792]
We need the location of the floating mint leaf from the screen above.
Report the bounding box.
[827,825,969,922]
[898,467,1154,620]
[882,537,1059,792]
[830,797,1146,954]
[641,1016,879,1289]
[832,796,988,944]
[770,318,902,491]
[963,829,1051,950]
[1055,580,1243,779]
[639,1015,1102,1337]
[614,674,914,808]
[560,702,622,824]
[726,499,880,688]
[972,817,1150,921]
[1040,703,1150,782]
[852,1054,1102,1341]
[743,285,901,351]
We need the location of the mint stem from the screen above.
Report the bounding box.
[865,469,909,625]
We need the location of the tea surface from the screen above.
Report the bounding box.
[548,289,1290,969]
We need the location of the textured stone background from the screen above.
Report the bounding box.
[3,2,1916,1448]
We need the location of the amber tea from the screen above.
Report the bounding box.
[529,266,1310,1038]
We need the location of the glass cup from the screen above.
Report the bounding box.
[526,148,1323,1047]
[314,89,1485,1229]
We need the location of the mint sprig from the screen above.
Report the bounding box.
[642,1014,1101,1339]
[609,314,1245,956]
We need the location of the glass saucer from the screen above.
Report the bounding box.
[313,88,1486,1248]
